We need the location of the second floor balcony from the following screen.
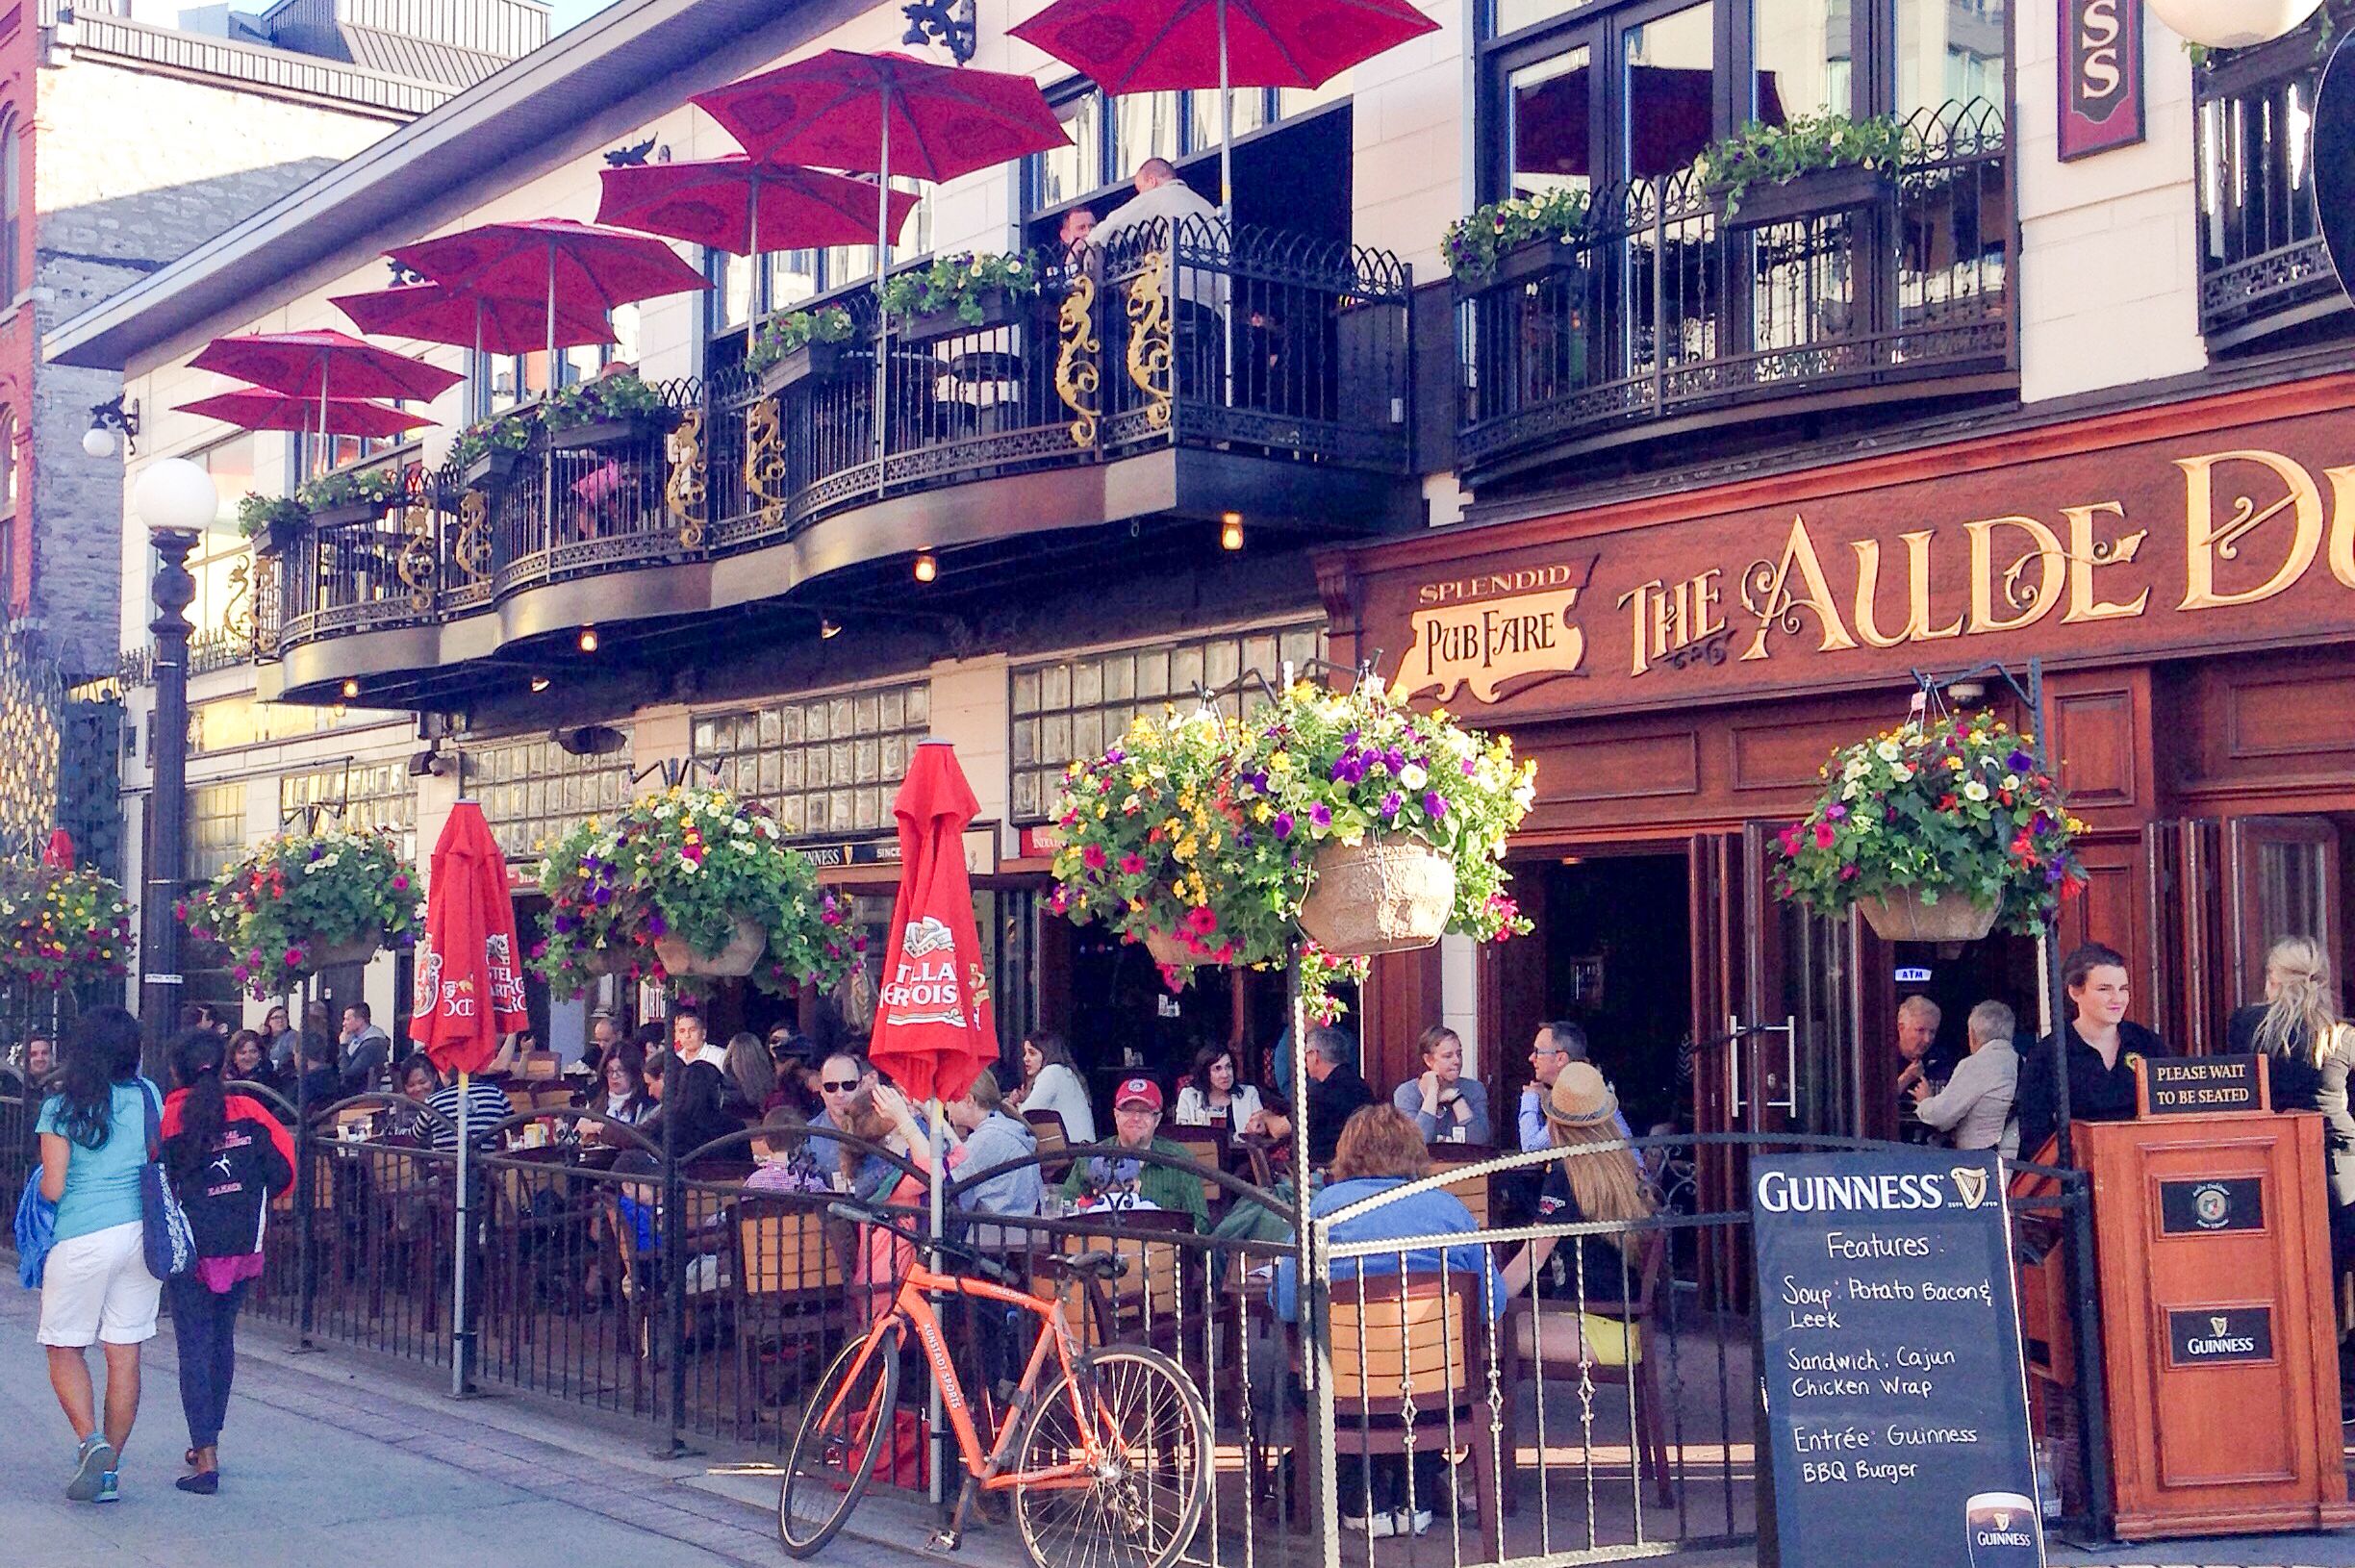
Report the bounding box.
[1455,100,2012,479]
[263,222,1417,709]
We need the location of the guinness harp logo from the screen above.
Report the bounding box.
[2212,1315,2229,1336]
[1951,1166,1989,1210]
[1991,1511,2011,1532]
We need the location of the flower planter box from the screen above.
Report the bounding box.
[1716,164,1890,230]
[1858,889,1998,945]
[309,497,386,531]
[898,290,1026,342]
[464,447,523,491]
[1299,836,1457,957]
[309,930,383,969]
[549,410,673,452]
[1482,235,1585,291]
[1144,929,1200,970]
[757,340,848,397]
[256,516,310,558]
[653,915,767,978]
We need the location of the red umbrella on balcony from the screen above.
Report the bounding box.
[190,330,460,465]
[409,800,530,1397]
[333,281,619,421]
[597,157,921,353]
[1010,0,1437,215]
[174,386,433,439]
[691,52,1068,466]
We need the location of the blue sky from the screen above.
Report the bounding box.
[546,0,605,33]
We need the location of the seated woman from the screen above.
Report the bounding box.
[721,1031,779,1118]
[226,1030,282,1100]
[1172,1042,1266,1142]
[1500,1064,1655,1367]
[594,1044,655,1126]
[1392,1025,1493,1146]
[388,1055,442,1140]
[1008,1032,1096,1145]
[1272,1105,1505,1537]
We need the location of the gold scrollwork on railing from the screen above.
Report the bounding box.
[453,491,491,579]
[1125,252,1173,433]
[742,398,786,529]
[666,406,707,547]
[221,556,252,643]
[396,504,438,610]
[1055,273,1101,447]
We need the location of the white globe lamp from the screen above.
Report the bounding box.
[131,456,217,536]
[2147,0,2322,47]
[80,425,115,459]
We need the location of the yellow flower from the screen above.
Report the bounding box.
[1095,802,1110,819]
[1252,801,1272,822]
[1268,752,1291,772]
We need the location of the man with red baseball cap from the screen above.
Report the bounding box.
[1058,1075,1209,1230]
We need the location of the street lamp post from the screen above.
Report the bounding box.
[132,457,218,1073]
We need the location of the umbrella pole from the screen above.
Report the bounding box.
[874,101,891,495]
[452,1067,473,1397]
[317,358,331,482]
[926,1095,945,1505]
[1218,0,1235,410]
[472,297,485,423]
[747,170,763,361]
[544,242,559,548]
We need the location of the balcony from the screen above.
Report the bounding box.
[2196,22,2348,349]
[1456,100,2012,478]
[266,222,1416,709]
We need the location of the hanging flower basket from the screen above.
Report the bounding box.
[1857,890,1998,945]
[1142,928,1197,969]
[758,339,847,396]
[0,865,135,994]
[653,915,767,977]
[179,826,419,998]
[1299,836,1458,957]
[1771,710,2088,936]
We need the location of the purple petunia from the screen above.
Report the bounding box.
[647,911,669,937]
[1424,792,1446,818]
[1309,802,1332,828]
[1272,811,1295,839]
[1826,803,1847,822]
[1380,791,1404,820]
[2006,748,2035,772]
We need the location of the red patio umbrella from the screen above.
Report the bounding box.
[1010,0,1437,214]
[42,829,74,872]
[190,330,459,468]
[332,282,618,357]
[175,386,433,439]
[869,740,996,1106]
[691,52,1068,472]
[409,800,529,1396]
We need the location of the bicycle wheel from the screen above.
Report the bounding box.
[1013,1345,1211,1568]
[778,1325,901,1557]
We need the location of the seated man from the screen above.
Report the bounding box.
[1059,1077,1208,1231]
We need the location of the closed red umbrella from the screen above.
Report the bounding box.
[189,328,463,403]
[43,829,74,872]
[408,800,529,1397]
[175,387,433,439]
[332,282,618,357]
[869,740,996,1105]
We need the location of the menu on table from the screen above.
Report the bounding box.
[1752,1149,2044,1568]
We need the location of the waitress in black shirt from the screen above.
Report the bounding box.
[2014,941,2170,1160]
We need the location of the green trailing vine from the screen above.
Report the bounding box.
[295,466,402,512]
[746,304,856,373]
[1696,111,1918,218]
[450,411,534,468]
[1442,186,1594,284]
[235,493,308,540]
[878,250,1043,326]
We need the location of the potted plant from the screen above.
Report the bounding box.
[179,826,420,998]
[1770,712,2088,943]
[1444,186,1596,289]
[451,412,534,490]
[297,465,403,530]
[748,305,857,396]
[882,250,1044,341]
[1697,111,1916,228]
[544,369,673,451]
[1266,678,1536,957]
[530,785,864,997]
[0,864,134,995]
[236,493,311,557]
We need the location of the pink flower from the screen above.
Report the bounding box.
[1812,822,1835,850]
[1184,905,1218,936]
[284,948,304,967]
[1082,844,1108,871]
[1118,852,1145,876]
[392,874,409,892]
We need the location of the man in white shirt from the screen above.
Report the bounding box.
[1911,999,2020,1154]
[1094,158,1227,318]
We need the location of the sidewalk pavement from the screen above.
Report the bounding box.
[0,1282,920,1568]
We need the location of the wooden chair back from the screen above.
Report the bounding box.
[734,1200,846,1301]
[1164,1126,1225,1211]
[1327,1271,1486,1413]
[502,1084,537,1117]
[519,1050,560,1081]
[1429,1145,1498,1228]
[1057,1208,1187,1345]
[1025,1109,1071,1176]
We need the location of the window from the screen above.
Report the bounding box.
[2196,15,2339,343]
[1896,0,2004,118]
[279,761,418,860]
[186,782,247,882]
[472,303,646,419]
[464,733,636,866]
[1009,621,1323,822]
[1023,81,1327,223]
[0,114,20,303]
[702,179,933,348]
[693,681,929,839]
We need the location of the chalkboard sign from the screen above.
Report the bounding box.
[2138,1054,2267,1117]
[1753,1150,2045,1568]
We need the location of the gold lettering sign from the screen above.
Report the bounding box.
[1405,585,1587,703]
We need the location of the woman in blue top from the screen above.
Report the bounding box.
[35,1007,162,1505]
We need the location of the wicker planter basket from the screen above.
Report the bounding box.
[1858,889,1998,944]
[1299,837,1457,957]
[653,915,768,977]
[1144,929,1196,969]
[309,931,383,969]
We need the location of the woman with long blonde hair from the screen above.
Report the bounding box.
[2230,935,2355,1262]
[1501,1063,1657,1365]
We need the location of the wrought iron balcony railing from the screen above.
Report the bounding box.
[2195,19,2347,348]
[271,221,1412,662]
[1456,99,2010,473]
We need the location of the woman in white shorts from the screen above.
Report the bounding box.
[36,1007,162,1505]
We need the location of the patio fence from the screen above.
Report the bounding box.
[0,1086,2103,1568]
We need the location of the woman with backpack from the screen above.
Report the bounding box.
[158,1028,294,1494]
[34,1007,161,1504]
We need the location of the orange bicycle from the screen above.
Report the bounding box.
[778,1201,1211,1568]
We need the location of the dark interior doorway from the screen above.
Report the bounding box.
[1517,851,1693,1135]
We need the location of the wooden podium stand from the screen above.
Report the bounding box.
[2051,1056,2352,1539]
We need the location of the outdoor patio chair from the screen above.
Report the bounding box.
[1499,1227,1674,1511]
[1023,1108,1072,1177]
[1164,1125,1227,1217]
[1428,1145,1500,1227]
[729,1197,849,1433]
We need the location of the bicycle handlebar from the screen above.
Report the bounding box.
[825,1200,1020,1288]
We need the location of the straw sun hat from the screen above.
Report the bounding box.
[1542,1061,1619,1128]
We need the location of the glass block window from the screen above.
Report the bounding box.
[465,734,637,866]
[1009,620,1323,822]
[279,761,418,860]
[186,782,247,882]
[693,681,930,840]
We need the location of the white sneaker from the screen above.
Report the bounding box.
[1399,1508,1434,1536]
[1342,1512,1399,1539]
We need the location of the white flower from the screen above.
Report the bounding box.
[1874,740,1903,763]
[1888,763,1912,783]
[2002,774,2020,792]
[1399,763,1429,790]
[1962,779,1989,802]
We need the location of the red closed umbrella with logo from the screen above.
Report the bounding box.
[408,800,528,1394]
[869,741,996,1106]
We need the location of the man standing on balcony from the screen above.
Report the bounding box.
[1096,158,1228,389]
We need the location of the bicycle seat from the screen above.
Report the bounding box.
[1036,1249,1128,1281]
